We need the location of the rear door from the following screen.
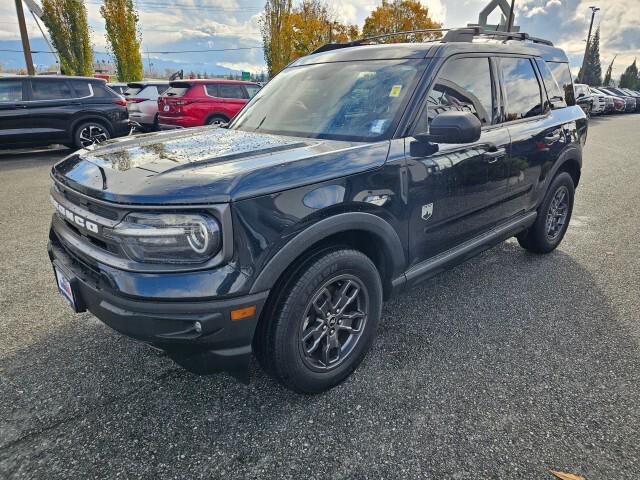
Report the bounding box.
[24,78,77,143]
[405,55,511,265]
[502,57,567,216]
[0,79,29,146]
[215,84,249,118]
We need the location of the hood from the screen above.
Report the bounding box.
[52,127,390,204]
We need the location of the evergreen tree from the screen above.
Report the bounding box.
[41,0,93,76]
[101,0,144,82]
[603,55,616,86]
[619,59,639,90]
[579,27,602,86]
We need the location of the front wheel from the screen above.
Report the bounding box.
[517,171,575,253]
[257,249,383,393]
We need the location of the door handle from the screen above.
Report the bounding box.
[484,147,506,163]
[15,104,28,109]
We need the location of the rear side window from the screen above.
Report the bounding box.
[499,58,543,121]
[31,79,72,100]
[0,80,23,102]
[246,85,261,98]
[165,86,189,97]
[204,85,219,97]
[92,83,116,97]
[546,62,575,106]
[535,59,566,109]
[71,81,91,97]
[218,84,247,99]
[426,57,494,125]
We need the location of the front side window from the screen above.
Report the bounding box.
[499,58,543,121]
[0,80,23,102]
[218,85,246,99]
[231,60,421,141]
[31,80,72,100]
[426,57,494,126]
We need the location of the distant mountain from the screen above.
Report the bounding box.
[0,38,257,77]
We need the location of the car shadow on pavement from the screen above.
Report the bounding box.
[1,240,639,478]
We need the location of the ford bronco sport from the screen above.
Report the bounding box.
[48,28,586,393]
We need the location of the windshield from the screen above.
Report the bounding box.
[230,60,422,141]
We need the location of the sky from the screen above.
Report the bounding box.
[0,0,638,79]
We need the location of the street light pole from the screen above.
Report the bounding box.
[15,0,35,75]
[578,6,600,84]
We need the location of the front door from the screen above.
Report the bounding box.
[0,79,29,147]
[405,55,511,267]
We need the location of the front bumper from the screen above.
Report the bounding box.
[48,235,269,378]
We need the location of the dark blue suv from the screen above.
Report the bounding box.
[47,28,587,392]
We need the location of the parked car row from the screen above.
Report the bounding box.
[0,75,129,149]
[575,83,640,116]
[0,75,263,149]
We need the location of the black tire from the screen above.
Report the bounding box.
[74,121,111,149]
[207,115,228,126]
[517,172,575,254]
[256,249,383,393]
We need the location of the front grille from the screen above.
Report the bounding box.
[58,186,121,221]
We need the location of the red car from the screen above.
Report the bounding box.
[157,79,261,128]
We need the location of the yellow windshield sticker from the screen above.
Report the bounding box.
[389,85,402,97]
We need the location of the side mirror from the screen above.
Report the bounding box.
[414,110,481,144]
[577,92,586,98]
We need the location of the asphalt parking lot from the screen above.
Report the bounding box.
[1,115,639,479]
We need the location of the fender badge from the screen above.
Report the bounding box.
[421,203,433,221]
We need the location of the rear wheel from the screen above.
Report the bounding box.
[207,115,228,127]
[517,172,574,253]
[256,249,383,393]
[74,121,111,148]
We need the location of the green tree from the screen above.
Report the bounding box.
[619,59,639,90]
[603,55,616,86]
[362,0,442,43]
[100,0,143,82]
[578,27,602,86]
[41,0,93,76]
[261,0,293,77]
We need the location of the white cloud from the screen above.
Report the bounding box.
[217,61,266,73]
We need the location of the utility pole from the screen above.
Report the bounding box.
[578,6,600,83]
[506,0,515,32]
[15,0,35,75]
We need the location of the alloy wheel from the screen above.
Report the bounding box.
[79,124,109,147]
[545,185,569,240]
[299,274,369,371]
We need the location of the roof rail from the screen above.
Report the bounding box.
[445,27,554,46]
[311,26,553,55]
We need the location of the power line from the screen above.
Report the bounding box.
[0,46,262,54]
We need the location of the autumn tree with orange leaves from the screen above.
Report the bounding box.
[362,0,442,43]
[261,0,358,76]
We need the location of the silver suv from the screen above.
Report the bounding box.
[124,81,169,131]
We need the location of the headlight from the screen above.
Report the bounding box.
[105,212,221,264]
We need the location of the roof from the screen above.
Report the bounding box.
[169,79,258,85]
[293,30,568,66]
[0,75,106,82]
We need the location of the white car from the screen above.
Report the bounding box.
[124,81,170,131]
[574,83,607,115]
